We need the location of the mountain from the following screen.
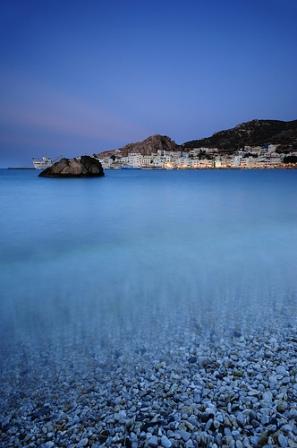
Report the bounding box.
[183,119,297,152]
[97,135,181,158]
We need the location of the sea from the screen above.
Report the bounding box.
[0,168,297,373]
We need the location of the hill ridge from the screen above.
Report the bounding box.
[183,118,297,152]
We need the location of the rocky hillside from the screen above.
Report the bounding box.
[97,135,181,158]
[183,119,297,152]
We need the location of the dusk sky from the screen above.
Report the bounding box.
[0,0,297,167]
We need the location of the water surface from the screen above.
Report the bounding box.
[1,169,297,370]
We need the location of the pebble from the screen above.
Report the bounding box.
[148,435,158,447]
[278,433,288,447]
[276,366,288,376]
[42,443,55,448]
[262,391,273,402]
[161,435,172,448]
[179,430,191,442]
[188,356,197,363]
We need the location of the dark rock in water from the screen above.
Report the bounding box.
[188,356,197,364]
[99,430,109,443]
[39,156,104,178]
[232,329,242,338]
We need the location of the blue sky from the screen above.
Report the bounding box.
[0,0,297,166]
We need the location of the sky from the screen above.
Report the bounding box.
[0,0,297,167]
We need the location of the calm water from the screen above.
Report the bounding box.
[1,169,297,367]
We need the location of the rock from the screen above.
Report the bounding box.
[262,391,273,402]
[236,413,246,427]
[232,330,242,338]
[257,431,269,446]
[99,429,109,443]
[78,438,89,447]
[118,409,127,422]
[276,366,288,376]
[288,409,297,419]
[188,356,197,364]
[269,375,277,385]
[161,435,172,448]
[281,424,293,433]
[260,414,270,425]
[148,435,158,447]
[278,433,288,448]
[179,430,191,442]
[39,156,104,178]
[42,443,55,448]
[184,420,195,431]
[276,401,288,413]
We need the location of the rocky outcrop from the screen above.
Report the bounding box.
[97,135,181,158]
[39,156,104,178]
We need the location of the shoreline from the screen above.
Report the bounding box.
[104,166,297,171]
[2,165,297,171]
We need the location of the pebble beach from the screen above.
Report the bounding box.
[1,324,297,448]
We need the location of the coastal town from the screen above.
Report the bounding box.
[97,144,297,170]
[95,120,297,170]
[29,120,297,172]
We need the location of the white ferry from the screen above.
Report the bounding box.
[32,156,53,170]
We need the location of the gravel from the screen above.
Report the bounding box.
[1,325,297,447]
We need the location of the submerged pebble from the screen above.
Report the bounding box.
[1,326,297,447]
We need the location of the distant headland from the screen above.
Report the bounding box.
[95,119,297,169]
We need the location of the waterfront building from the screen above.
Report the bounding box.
[128,153,143,167]
[142,155,154,167]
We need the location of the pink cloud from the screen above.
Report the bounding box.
[0,73,148,145]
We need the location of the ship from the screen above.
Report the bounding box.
[32,156,53,170]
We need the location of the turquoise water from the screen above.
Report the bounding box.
[1,169,297,365]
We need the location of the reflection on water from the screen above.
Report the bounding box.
[0,169,297,369]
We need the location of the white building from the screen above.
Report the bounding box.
[142,155,154,167]
[233,155,242,167]
[99,158,112,168]
[128,153,143,167]
[267,144,279,153]
[120,156,129,164]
